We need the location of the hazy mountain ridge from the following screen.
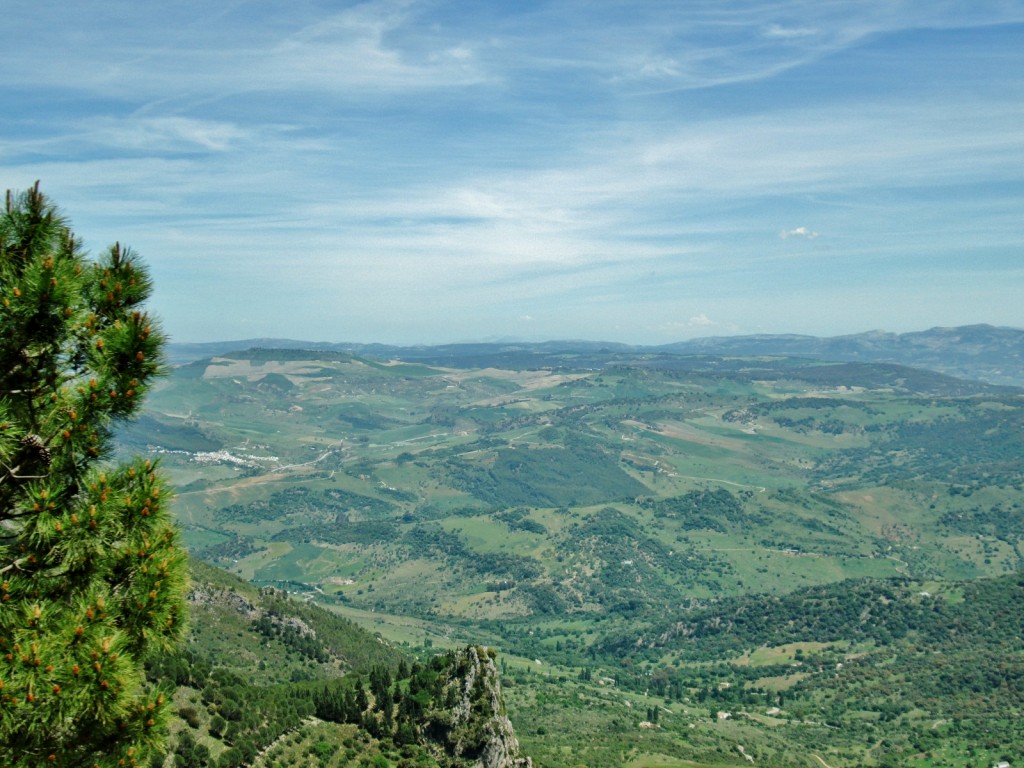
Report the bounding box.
[167,324,1024,386]
[658,324,1024,386]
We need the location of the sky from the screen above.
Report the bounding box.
[2,1,1023,345]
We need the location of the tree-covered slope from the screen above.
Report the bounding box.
[156,559,532,768]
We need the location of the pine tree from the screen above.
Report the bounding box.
[0,184,188,766]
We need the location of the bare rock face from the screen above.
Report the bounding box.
[429,646,532,768]
[187,586,316,637]
[477,715,532,768]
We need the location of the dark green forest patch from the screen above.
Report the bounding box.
[445,444,648,507]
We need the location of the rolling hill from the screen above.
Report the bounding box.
[119,334,1024,766]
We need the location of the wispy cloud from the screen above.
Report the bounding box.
[763,24,819,39]
[0,0,489,102]
[265,0,488,91]
[780,227,819,240]
[2,1,1022,343]
[80,117,249,152]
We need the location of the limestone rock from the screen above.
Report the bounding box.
[428,646,532,768]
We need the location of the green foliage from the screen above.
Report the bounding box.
[149,566,414,763]
[816,395,1024,487]
[166,577,524,768]
[445,442,648,507]
[553,506,727,611]
[940,499,1024,538]
[217,487,396,525]
[642,488,748,531]
[310,646,529,767]
[493,508,547,535]
[251,613,331,663]
[601,574,1024,661]
[571,574,1024,766]
[276,520,399,547]
[197,534,260,563]
[0,185,188,766]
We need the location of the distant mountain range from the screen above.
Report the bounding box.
[167,323,1024,387]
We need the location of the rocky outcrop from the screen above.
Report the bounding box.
[187,584,259,619]
[427,646,532,768]
[187,585,317,638]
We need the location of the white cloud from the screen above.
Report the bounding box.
[268,1,488,91]
[764,24,819,39]
[780,226,820,240]
[0,0,490,102]
[83,117,248,152]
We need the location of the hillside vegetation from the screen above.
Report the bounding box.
[118,343,1024,766]
[153,560,532,768]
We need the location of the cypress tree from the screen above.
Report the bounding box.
[0,184,188,766]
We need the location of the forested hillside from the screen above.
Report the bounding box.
[152,560,532,768]
[118,343,1024,767]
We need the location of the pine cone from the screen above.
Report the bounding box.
[20,433,52,467]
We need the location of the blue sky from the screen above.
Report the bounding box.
[2,1,1023,344]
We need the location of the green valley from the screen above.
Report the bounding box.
[118,340,1024,767]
